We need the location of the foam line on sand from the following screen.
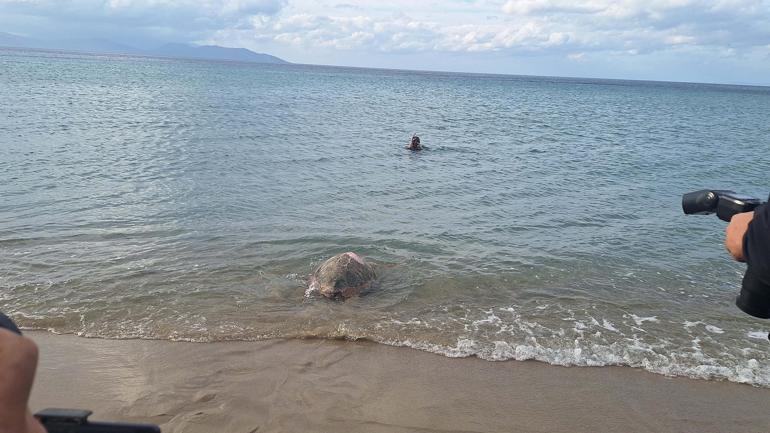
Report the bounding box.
[29,331,770,433]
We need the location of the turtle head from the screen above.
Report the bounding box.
[313,274,350,299]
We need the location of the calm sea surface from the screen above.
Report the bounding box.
[2,48,769,385]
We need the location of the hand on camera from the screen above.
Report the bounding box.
[725,211,755,262]
[0,329,46,433]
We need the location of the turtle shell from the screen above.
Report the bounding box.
[310,252,376,299]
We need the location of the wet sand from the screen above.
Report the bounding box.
[28,331,770,433]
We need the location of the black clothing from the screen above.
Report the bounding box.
[737,203,770,318]
[0,312,21,335]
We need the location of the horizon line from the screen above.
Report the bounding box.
[2,44,768,89]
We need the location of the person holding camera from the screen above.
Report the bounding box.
[725,203,770,318]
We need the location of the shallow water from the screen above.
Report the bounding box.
[2,48,769,385]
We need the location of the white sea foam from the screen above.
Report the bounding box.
[705,325,725,334]
[601,319,619,333]
[373,307,770,388]
[390,318,424,326]
[472,311,502,327]
[303,281,318,298]
[375,335,770,388]
[19,303,770,388]
[627,314,658,326]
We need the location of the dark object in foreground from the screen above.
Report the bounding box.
[682,189,770,321]
[0,311,21,335]
[0,314,162,432]
[682,189,764,222]
[35,408,161,433]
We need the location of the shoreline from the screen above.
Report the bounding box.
[28,331,770,433]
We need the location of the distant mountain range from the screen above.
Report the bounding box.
[0,32,288,64]
[151,43,286,64]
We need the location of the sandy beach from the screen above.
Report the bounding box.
[27,331,770,433]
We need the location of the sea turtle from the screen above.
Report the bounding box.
[308,252,377,300]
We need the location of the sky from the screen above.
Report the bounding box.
[1,0,769,84]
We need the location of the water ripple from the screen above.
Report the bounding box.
[2,48,770,385]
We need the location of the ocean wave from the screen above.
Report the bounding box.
[16,305,770,388]
[374,336,770,387]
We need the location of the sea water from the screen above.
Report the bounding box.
[2,48,769,385]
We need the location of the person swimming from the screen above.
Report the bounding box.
[406,134,422,151]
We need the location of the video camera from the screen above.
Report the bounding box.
[682,189,770,321]
[681,189,765,222]
[0,313,161,432]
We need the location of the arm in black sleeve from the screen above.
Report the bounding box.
[0,313,21,335]
[737,203,770,318]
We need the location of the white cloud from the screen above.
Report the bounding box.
[1,0,769,82]
[665,34,696,45]
[4,0,768,56]
[502,0,603,15]
[0,0,287,33]
[200,0,768,59]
